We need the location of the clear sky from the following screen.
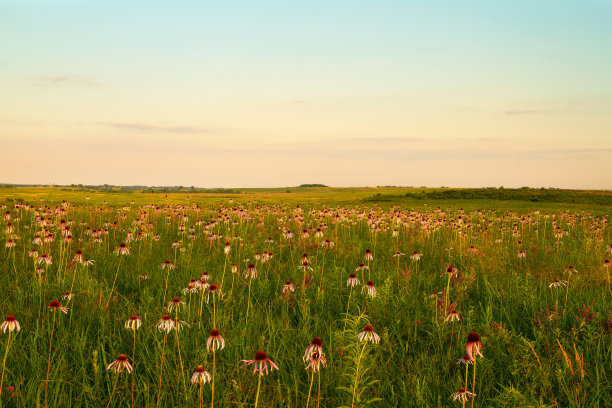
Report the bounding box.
[1,0,611,189]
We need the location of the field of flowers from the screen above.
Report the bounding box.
[0,190,610,407]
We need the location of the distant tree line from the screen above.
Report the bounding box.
[366,187,612,205]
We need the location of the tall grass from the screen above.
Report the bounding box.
[0,195,610,407]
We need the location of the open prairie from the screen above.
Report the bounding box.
[0,187,610,407]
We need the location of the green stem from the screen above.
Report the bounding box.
[254,373,262,408]
[351,342,368,408]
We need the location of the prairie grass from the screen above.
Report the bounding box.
[0,187,610,407]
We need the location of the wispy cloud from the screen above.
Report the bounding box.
[504,108,557,115]
[342,136,431,143]
[37,75,102,87]
[101,122,203,134]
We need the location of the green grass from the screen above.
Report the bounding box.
[0,188,610,407]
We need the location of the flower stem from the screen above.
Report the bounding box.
[105,373,120,408]
[211,349,216,408]
[0,331,11,395]
[254,372,262,408]
[351,342,367,408]
[106,256,123,308]
[156,332,167,408]
[45,311,57,408]
[471,357,477,408]
[306,367,315,408]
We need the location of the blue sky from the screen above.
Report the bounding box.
[1,1,611,188]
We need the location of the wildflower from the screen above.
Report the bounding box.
[48,300,68,314]
[441,266,458,277]
[167,297,186,313]
[156,315,175,332]
[1,315,20,333]
[451,387,475,402]
[356,324,380,344]
[517,250,526,259]
[549,279,568,288]
[564,265,578,275]
[297,260,312,271]
[355,263,368,272]
[159,260,175,270]
[106,354,133,374]
[362,281,376,298]
[182,283,198,294]
[346,274,361,287]
[241,350,279,376]
[445,309,460,322]
[125,315,142,330]
[364,249,373,261]
[305,351,327,372]
[604,259,610,268]
[37,254,52,265]
[207,328,225,352]
[171,241,181,248]
[231,263,238,273]
[244,263,257,279]
[456,355,473,365]
[303,337,323,362]
[282,281,295,295]
[224,242,231,254]
[410,251,422,261]
[61,291,74,301]
[139,273,149,280]
[28,249,38,258]
[466,331,483,359]
[114,243,129,256]
[393,250,405,257]
[4,240,15,249]
[173,318,190,331]
[191,365,212,385]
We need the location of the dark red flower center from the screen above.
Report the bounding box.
[311,337,322,346]
[364,324,374,332]
[255,350,267,361]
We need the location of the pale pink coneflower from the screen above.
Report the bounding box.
[171,241,181,249]
[564,265,578,276]
[4,240,15,249]
[156,315,175,333]
[549,279,568,288]
[305,351,327,372]
[456,355,473,365]
[125,315,142,330]
[244,263,257,279]
[411,251,422,261]
[106,354,133,374]
[61,291,74,301]
[48,299,68,314]
[517,250,526,259]
[207,328,225,352]
[231,263,238,273]
[282,280,295,294]
[346,274,361,287]
[82,258,94,266]
[441,266,458,277]
[28,249,38,258]
[466,332,483,359]
[604,259,611,268]
[173,317,190,331]
[72,249,84,263]
[445,309,460,322]
[393,250,405,257]
[364,249,373,261]
[355,263,368,272]
[191,365,212,385]
[356,324,380,344]
[37,254,52,265]
[139,273,149,280]
[159,260,175,270]
[362,281,376,298]
[167,297,186,313]
[451,387,475,402]
[114,243,129,256]
[241,350,279,376]
[182,283,198,295]
[303,337,323,362]
[1,315,20,333]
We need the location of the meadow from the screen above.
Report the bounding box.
[0,186,610,407]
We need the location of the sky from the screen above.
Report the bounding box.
[1,0,611,189]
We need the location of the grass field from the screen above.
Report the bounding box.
[0,187,610,407]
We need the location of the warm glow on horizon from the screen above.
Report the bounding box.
[1,1,611,189]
